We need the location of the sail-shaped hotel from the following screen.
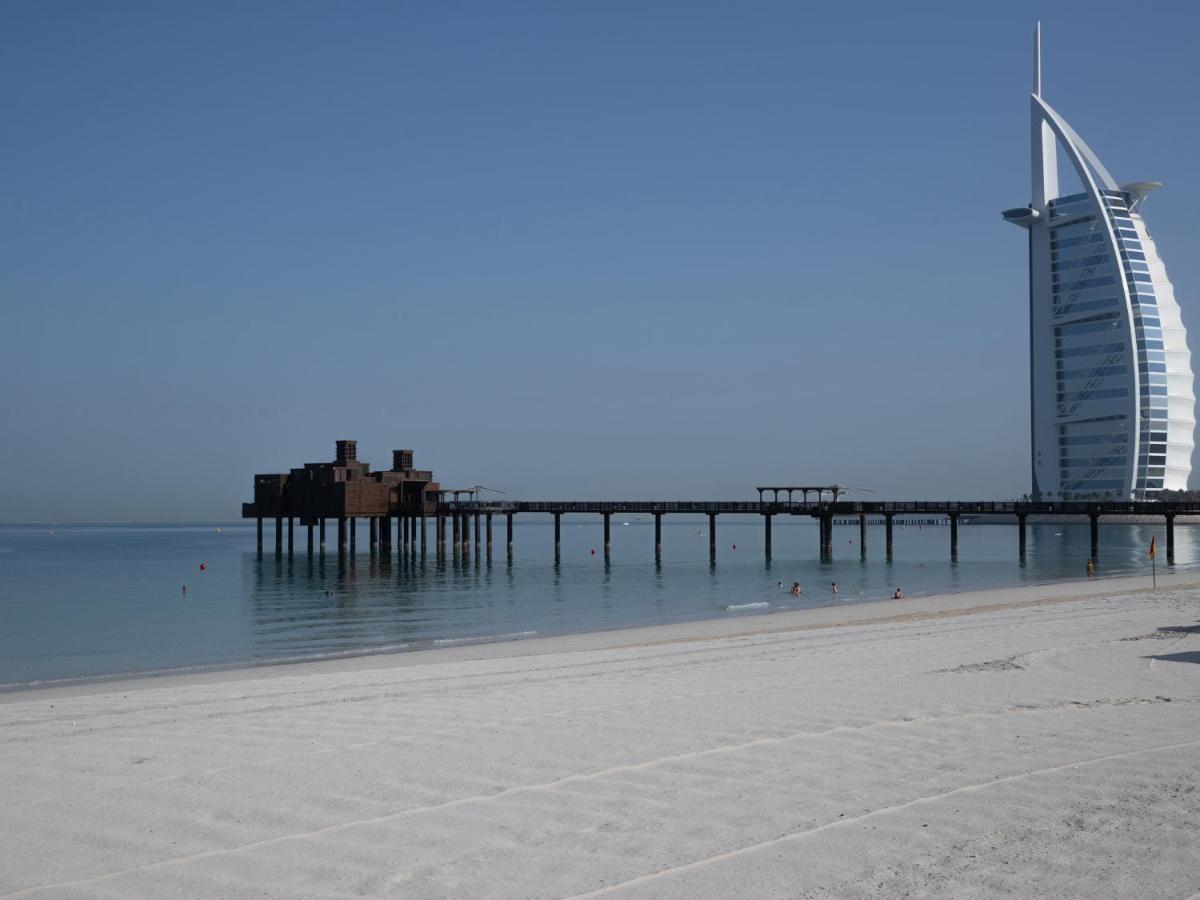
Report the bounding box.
[1003,25,1194,501]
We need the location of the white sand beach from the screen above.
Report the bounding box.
[2,574,1199,898]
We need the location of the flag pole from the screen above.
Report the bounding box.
[1150,534,1157,588]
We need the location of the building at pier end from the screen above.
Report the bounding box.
[1003,26,1194,501]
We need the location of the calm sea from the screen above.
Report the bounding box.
[0,517,1192,688]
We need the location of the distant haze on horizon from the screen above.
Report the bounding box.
[3,1,1200,521]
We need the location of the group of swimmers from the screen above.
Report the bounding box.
[779,581,904,599]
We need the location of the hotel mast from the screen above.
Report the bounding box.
[1003,24,1194,500]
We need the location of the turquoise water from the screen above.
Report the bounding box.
[0,517,1192,687]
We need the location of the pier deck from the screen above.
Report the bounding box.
[242,442,1199,565]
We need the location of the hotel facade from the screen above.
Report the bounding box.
[1003,26,1194,501]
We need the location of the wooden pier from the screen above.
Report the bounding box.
[244,445,1199,566]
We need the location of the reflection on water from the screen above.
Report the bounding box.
[2,518,1197,685]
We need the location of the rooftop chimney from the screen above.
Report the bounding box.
[335,440,358,464]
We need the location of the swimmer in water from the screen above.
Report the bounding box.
[893,588,904,599]
[181,585,187,594]
[790,582,802,596]
[831,582,838,594]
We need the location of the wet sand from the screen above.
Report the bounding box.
[2,573,1199,897]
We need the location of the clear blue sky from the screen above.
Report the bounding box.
[3,1,1199,520]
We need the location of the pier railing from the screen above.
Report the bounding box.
[437,499,1200,517]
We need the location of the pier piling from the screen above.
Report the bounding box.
[763,513,772,559]
[474,512,481,554]
[554,513,561,563]
[287,516,294,554]
[275,515,283,554]
[349,517,357,554]
[949,513,958,559]
[603,513,611,557]
[307,522,313,555]
[256,517,263,554]
[319,517,326,550]
[337,516,347,552]
[859,513,867,558]
[708,513,717,559]
[654,513,662,560]
[1017,513,1027,558]
[885,513,894,559]
[1167,514,1175,564]
[369,517,377,549]
[1089,512,1099,562]
[486,513,493,557]
[506,513,514,558]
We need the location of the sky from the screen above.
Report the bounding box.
[3,1,1199,521]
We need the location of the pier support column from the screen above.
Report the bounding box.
[763,514,772,560]
[507,513,514,558]
[949,513,958,560]
[307,522,313,555]
[436,512,445,556]
[420,512,427,555]
[381,515,391,550]
[275,515,283,553]
[486,513,493,557]
[462,513,471,559]
[474,512,481,554]
[819,513,833,559]
[369,517,377,550]
[654,513,662,560]
[1089,512,1099,563]
[349,517,357,554]
[708,513,717,559]
[859,513,867,558]
[452,512,460,550]
[319,517,326,550]
[403,515,410,547]
[337,516,347,552]
[885,514,894,559]
[603,513,611,557]
[256,517,263,554]
[554,513,561,563]
[287,516,294,554]
[1167,514,1175,565]
[1018,514,1027,558]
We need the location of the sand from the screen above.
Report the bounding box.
[2,573,1198,898]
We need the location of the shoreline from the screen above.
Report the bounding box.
[4,568,1198,896]
[7,568,1196,703]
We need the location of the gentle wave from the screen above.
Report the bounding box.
[724,601,769,611]
[432,630,539,646]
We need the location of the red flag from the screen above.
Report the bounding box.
[1149,536,1156,560]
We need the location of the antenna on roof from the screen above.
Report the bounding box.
[1034,22,1042,98]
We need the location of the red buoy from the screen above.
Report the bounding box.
[199,563,207,572]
